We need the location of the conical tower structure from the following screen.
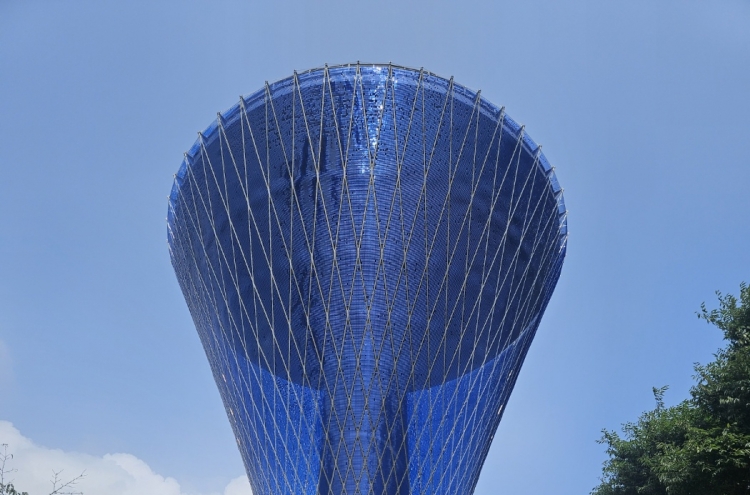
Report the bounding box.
[168,64,567,495]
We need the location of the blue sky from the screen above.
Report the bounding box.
[1,1,748,494]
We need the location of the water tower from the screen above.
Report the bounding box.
[168,64,567,495]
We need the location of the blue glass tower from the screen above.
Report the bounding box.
[168,64,567,495]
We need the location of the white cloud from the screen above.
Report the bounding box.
[0,421,252,495]
[222,476,254,495]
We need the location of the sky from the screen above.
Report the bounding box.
[0,1,748,494]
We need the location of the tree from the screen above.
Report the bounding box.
[0,444,84,495]
[592,283,750,495]
[0,444,28,495]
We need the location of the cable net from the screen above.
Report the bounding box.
[168,64,567,495]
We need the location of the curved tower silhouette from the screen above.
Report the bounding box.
[168,64,567,495]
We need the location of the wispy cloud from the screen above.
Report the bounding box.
[0,421,252,495]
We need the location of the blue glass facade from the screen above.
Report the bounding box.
[168,64,567,495]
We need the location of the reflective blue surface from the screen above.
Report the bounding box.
[168,64,567,495]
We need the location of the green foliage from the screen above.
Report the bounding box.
[593,283,750,495]
[0,482,29,495]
